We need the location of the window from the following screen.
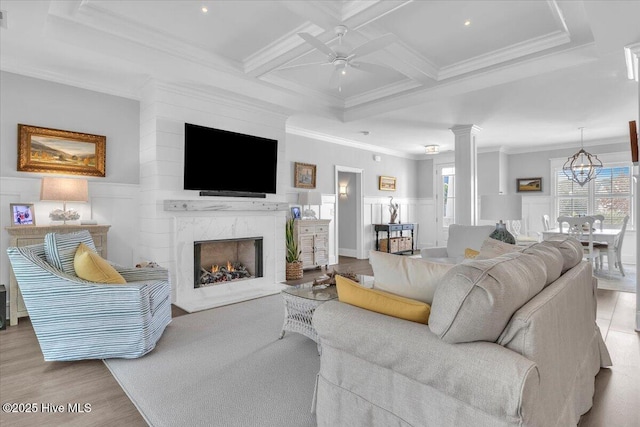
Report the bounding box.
[552,154,633,228]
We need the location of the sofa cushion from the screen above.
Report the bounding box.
[543,236,584,272]
[475,237,520,260]
[369,250,453,304]
[446,224,496,259]
[336,275,431,324]
[45,230,98,275]
[521,241,563,286]
[429,251,547,343]
[74,243,126,284]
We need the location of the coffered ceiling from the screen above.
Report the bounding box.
[1,0,639,157]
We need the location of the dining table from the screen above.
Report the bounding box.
[542,228,622,274]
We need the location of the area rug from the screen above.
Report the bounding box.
[594,264,636,293]
[104,295,319,427]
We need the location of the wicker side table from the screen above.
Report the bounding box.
[279,284,337,349]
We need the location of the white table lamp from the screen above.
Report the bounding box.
[298,191,322,220]
[480,194,522,244]
[40,177,89,224]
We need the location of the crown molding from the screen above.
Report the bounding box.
[0,60,140,100]
[287,125,417,159]
[498,136,627,155]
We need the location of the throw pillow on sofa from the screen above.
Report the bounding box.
[369,250,454,304]
[336,275,431,324]
[74,243,126,284]
[475,237,520,260]
[429,251,547,343]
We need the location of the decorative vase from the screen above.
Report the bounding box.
[286,261,303,280]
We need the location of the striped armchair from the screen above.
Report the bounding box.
[7,243,171,361]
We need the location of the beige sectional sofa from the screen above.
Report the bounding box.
[312,236,611,426]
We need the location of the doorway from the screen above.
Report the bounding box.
[335,166,365,259]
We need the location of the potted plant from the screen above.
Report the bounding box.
[285,218,303,280]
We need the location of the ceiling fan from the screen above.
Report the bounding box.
[281,25,396,92]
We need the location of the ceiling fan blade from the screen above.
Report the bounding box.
[278,61,331,71]
[350,62,395,74]
[298,32,336,58]
[349,33,396,59]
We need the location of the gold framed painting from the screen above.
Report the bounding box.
[517,177,542,192]
[18,124,106,177]
[9,203,36,226]
[379,175,396,191]
[294,162,316,189]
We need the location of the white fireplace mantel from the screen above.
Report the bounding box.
[164,200,289,212]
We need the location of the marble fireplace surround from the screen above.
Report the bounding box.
[165,200,288,313]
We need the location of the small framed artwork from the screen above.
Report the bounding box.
[10,203,36,226]
[517,177,542,192]
[379,176,396,191]
[294,162,316,189]
[290,206,301,219]
[18,124,106,177]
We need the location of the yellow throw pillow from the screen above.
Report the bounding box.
[336,275,430,324]
[464,248,480,259]
[74,243,126,284]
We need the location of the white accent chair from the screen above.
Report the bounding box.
[596,215,629,276]
[542,214,551,231]
[557,216,599,271]
[421,224,495,264]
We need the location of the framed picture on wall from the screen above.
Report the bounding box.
[17,124,106,177]
[10,203,36,226]
[294,162,316,189]
[517,177,542,192]
[290,206,301,219]
[379,176,396,191]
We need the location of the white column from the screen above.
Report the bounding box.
[451,125,482,225]
[627,42,640,331]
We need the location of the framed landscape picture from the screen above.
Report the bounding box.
[379,176,396,191]
[294,162,316,189]
[517,177,542,192]
[10,203,36,226]
[18,124,106,177]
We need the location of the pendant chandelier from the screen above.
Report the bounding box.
[562,127,602,187]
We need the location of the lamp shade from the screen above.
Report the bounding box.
[298,191,322,206]
[480,195,522,221]
[40,177,89,202]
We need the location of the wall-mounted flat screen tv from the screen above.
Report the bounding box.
[184,123,278,196]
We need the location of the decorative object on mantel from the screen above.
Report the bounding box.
[312,269,359,287]
[516,177,542,192]
[18,124,106,177]
[388,196,399,224]
[285,218,303,280]
[40,177,88,224]
[379,175,396,191]
[298,191,322,219]
[9,203,36,226]
[562,127,603,187]
[294,162,316,189]
[480,194,522,244]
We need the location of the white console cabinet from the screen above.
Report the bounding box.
[293,219,330,270]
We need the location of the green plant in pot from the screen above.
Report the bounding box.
[285,218,303,280]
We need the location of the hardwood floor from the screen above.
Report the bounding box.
[0,256,637,426]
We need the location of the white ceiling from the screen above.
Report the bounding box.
[1,0,638,158]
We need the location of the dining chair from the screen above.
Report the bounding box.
[592,214,605,231]
[541,215,551,231]
[596,215,629,276]
[557,216,600,271]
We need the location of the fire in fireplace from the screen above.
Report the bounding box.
[194,237,263,288]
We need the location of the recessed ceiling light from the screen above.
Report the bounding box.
[201,6,208,13]
[464,19,471,26]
